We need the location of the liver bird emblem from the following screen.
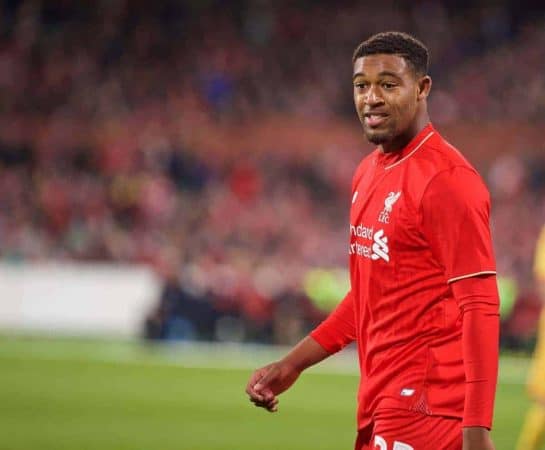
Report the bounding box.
[384,191,401,213]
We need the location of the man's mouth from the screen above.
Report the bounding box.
[364,113,388,128]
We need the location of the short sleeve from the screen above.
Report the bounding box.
[310,290,356,354]
[420,166,496,283]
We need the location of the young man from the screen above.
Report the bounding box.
[515,225,545,450]
[245,31,499,450]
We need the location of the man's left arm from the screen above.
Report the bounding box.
[421,165,499,449]
[452,275,499,450]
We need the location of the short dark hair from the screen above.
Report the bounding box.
[352,31,429,76]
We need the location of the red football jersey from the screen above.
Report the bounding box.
[311,123,497,430]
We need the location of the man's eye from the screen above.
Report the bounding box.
[354,83,367,89]
[382,83,396,89]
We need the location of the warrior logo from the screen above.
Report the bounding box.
[378,191,401,223]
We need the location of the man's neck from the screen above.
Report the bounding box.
[380,115,430,154]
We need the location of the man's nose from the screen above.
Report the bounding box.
[365,86,383,105]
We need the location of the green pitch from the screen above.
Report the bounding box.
[0,336,532,450]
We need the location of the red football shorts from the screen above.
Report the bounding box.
[354,409,462,450]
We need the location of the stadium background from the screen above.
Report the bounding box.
[0,0,544,449]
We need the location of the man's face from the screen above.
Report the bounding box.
[353,54,426,149]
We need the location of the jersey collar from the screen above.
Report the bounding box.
[376,123,435,170]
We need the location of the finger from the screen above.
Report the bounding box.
[252,400,272,409]
[246,369,268,400]
[267,399,279,413]
[249,396,268,406]
[250,394,276,405]
[253,366,278,392]
[252,398,278,412]
[247,369,267,390]
[261,395,279,409]
[247,389,264,402]
[253,372,276,395]
[250,394,277,405]
[250,394,278,410]
[260,387,275,402]
[246,373,263,396]
[249,395,270,405]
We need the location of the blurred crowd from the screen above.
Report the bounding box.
[0,0,544,344]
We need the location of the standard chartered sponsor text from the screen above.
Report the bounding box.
[349,224,390,262]
[350,224,374,239]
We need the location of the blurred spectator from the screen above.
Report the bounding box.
[0,0,544,344]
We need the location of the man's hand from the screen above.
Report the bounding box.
[245,360,301,412]
[463,427,495,450]
[245,336,331,412]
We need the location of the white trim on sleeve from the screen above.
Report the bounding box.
[447,271,497,284]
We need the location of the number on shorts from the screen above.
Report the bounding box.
[374,436,388,450]
[393,442,414,450]
[374,435,414,450]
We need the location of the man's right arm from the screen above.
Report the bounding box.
[310,289,357,352]
[246,291,356,412]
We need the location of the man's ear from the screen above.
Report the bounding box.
[417,75,432,100]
